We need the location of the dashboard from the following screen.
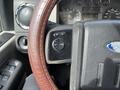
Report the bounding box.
[14,0,120,53]
[59,0,120,24]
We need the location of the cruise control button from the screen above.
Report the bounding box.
[52,38,65,52]
[53,33,59,37]
[53,32,66,37]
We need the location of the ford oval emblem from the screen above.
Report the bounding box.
[106,42,120,53]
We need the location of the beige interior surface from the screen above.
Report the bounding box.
[49,5,57,23]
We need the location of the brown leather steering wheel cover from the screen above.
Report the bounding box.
[28,0,58,90]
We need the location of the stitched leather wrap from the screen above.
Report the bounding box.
[28,0,58,90]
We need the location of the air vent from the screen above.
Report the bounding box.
[15,3,34,30]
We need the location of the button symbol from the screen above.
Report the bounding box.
[52,38,65,52]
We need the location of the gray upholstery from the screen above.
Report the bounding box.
[23,74,39,90]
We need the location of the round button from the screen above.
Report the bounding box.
[52,38,65,52]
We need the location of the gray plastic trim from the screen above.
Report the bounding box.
[0,31,15,52]
[70,22,84,90]
[0,31,15,67]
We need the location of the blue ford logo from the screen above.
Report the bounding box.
[106,42,120,53]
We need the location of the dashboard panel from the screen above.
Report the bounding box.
[59,0,120,24]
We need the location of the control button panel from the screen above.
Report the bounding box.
[0,60,22,90]
[45,26,72,64]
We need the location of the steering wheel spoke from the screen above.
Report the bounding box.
[45,25,72,64]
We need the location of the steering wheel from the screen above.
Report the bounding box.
[28,0,120,90]
[28,0,58,89]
